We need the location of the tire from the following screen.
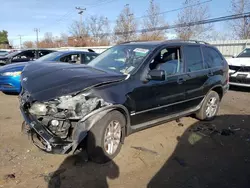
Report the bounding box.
[86,110,125,163]
[195,91,220,121]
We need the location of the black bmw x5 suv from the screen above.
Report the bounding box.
[20,40,229,163]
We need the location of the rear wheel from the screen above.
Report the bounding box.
[86,110,125,163]
[195,91,220,121]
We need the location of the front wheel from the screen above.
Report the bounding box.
[195,91,220,121]
[86,110,125,163]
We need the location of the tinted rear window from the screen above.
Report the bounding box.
[203,47,223,68]
[184,46,203,72]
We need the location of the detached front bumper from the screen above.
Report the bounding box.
[20,107,73,154]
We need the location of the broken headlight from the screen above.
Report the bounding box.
[29,102,48,116]
[28,91,109,119]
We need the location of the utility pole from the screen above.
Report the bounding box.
[34,28,40,48]
[18,35,23,49]
[75,7,86,37]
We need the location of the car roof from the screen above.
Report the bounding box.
[56,50,98,55]
[20,49,55,51]
[119,40,211,47]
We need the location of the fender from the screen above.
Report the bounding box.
[71,104,131,153]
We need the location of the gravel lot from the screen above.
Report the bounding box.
[0,87,250,188]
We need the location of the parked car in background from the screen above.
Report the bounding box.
[35,50,98,64]
[0,49,55,66]
[0,50,10,57]
[227,48,250,87]
[0,50,98,93]
[19,40,229,163]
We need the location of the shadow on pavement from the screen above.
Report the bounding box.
[47,133,119,188]
[148,114,250,188]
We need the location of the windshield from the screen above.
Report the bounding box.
[36,51,63,62]
[88,45,152,75]
[237,48,250,58]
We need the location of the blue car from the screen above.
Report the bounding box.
[0,50,98,93]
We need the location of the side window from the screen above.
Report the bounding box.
[84,53,97,64]
[13,51,35,60]
[38,50,52,58]
[184,46,203,72]
[149,47,183,76]
[203,47,223,68]
[60,54,80,63]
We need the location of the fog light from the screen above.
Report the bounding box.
[50,119,59,127]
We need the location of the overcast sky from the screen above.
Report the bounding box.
[1,0,233,46]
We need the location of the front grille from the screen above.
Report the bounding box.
[230,77,250,84]
[229,65,250,72]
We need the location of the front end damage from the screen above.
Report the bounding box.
[20,90,113,154]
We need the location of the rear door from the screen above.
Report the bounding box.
[202,46,225,93]
[181,45,208,109]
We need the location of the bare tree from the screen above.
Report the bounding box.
[87,15,110,45]
[113,4,138,43]
[69,20,89,38]
[69,20,90,46]
[175,0,212,40]
[43,32,53,43]
[60,33,69,45]
[230,0,250,39]
[139,0,167,41]
[23,41,35,48]
[37,32,55,48]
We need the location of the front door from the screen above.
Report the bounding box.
[129,46,186,126]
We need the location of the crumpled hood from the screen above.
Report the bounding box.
[21,62,126,101]
[0,62,29,72]
[227,57,250,66]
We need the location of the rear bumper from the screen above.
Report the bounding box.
[0,75,21,92]
[20,107,73,154]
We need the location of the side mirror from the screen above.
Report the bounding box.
[232,54,237,58]
[148,69,165,81]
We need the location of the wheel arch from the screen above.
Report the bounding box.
[71,104,131,154]
[210,85,223,100]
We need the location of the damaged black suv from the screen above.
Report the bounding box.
[20,40,229,163]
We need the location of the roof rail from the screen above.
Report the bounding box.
[118,40,151,44]
[163,39,209,45]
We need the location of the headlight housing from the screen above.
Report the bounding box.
[2,71,22,76]
[29,102,48,116]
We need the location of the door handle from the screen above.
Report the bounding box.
[177,77,185,84]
